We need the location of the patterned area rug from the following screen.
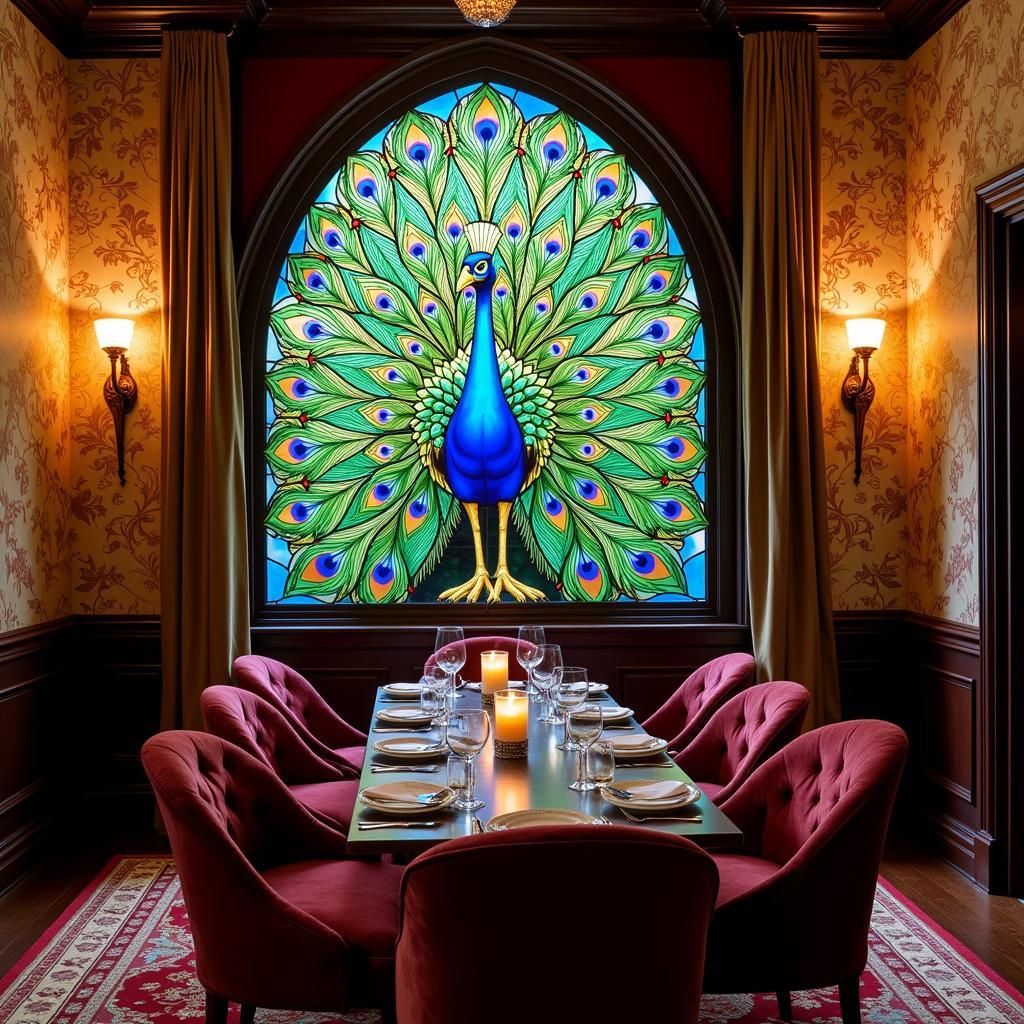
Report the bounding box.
[1,857,1022,1024]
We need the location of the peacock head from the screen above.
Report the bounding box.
[456,221,502,295]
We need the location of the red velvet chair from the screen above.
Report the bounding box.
[233,655,366,774]
[673,681,810,805]
[424,635,528,681]
[642,653,756,750]
[142,731,402,1023]
[396,826,718,1024]
[702,720,908,1024]
[200,685,359,833]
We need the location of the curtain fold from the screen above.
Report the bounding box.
[742,31,840,729]
[160,30,250,732]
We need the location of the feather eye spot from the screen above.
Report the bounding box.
[374,408,394,424]
[288,439,314,461]
[630,550,671,580]
[464,288,476,302]
[375,294,394,312]
[386,369,401,382]
[356,178,378,200]
[475,118,499,144]
[323,228,343,249]
[447,222,462,239]
[302,320,328,341]
[579,291,598,310]
[409,498,427,519]
[549,342,563,357]
[369,559,396,599]
[544,239,562,258]
[658,377,687,398]
[496,286,508,300]
[302,552,342,583]
[630,229,651,249]
[581,407,596,422]
[371,442,395,461]
[595,176,617,199]
[281,501,314,525]
[580,443,595,457]
[646,272,668,293]
[408,142,430,164]
[573,368,591,382]
[406,341,423,356]
[506,223,522,238]
[305,271,327,291]
[409,242,427,260]
[643,319,668,342]
[543,141,565,162]
[536,301,549,314]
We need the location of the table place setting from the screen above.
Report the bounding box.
[599,732,670,759]
[359,781,457,820]
[381,682,425,700]
[376,706,435,726]
[485,808,609,831]
[371,736,448,760]
[602,779,702,814]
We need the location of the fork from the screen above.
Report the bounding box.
[358,820,441,830]
[370,765,441,773]
[373,727,433,733]
[615,761,676,768]
[618,808,702,824]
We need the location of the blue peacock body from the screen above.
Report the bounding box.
[265,84,708,603]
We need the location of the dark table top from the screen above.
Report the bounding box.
[346,686,743,855]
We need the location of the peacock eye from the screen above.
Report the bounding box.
[474,260,488,275]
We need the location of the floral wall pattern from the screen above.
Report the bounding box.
[67,57,161,614]
[0,0,70,631]
[819,59,908,610]
[906,0,1024,625]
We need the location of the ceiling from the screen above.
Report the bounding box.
[12,0,969,58]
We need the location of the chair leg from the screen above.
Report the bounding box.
[205,993,229,1024]
[240,1005,256,1024]
[776,990,793,1021]
[838,975,862,1024]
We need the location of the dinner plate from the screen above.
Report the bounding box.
[601,733,669,758]
[602,780,701,812]
[586,683,610,700]
[579,705,634,723]
[371,736,447,761]
[360,781,455,816]
[382,682,424,700]
[486,808,602,831]
[377,707,434,725]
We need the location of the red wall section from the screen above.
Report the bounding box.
[238,54,733,227]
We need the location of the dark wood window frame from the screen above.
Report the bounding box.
[238,35,744,630]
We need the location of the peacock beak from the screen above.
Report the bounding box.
[456,266,475,295]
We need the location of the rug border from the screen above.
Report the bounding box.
[0,854,154,993]
[877,875,1024,1005]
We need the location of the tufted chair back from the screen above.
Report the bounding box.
[141,731,354,1009]
[673,682,810,805]
[201,686,356,783]
[424,635,529,682]
[232,655,366,751]
[642,653,756,749]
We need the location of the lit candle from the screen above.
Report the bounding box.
[480,649,509,696]
[494,688,528,743]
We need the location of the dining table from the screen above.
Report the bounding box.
[346,684,744,855]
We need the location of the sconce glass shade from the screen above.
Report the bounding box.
[846,317,885,351]
[454,0,516,26]
[94,317,134,352]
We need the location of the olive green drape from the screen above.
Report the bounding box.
[742,31,840,729]
[160,30,250,732]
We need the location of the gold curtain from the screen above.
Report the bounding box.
[742,31,840,728]
[160,30,250,732]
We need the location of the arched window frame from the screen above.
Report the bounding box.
[239,36,743,628]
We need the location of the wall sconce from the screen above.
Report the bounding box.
[95,317,138,486]
[841,317,885,485]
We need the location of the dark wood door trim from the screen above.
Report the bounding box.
[976,161,1024,895]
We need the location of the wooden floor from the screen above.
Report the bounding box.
[2,820,1023,997]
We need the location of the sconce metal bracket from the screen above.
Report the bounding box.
[841,346,876,486]
[103,347,139,486]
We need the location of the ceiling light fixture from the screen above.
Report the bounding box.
[454,0,516,28]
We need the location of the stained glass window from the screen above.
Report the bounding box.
[264,83,708,605]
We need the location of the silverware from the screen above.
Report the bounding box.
[473,816,485,834]
[601,724,636,731]
[615,761,676,768]
[373,727,433,733]
[604,785,637,800]
[370,765,441,773]
[619,808,702,824]
[358,820,441,830]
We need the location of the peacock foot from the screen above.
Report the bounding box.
[488,569,546,603]
[439,571,495,603]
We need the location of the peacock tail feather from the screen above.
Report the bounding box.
[266,83,707,603]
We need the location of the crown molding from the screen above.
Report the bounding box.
[9,0,972,59]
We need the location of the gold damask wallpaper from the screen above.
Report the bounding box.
[68,58,161,614]
[819,59,908,610]
[905,0,1024,626]
[0,0,70,630]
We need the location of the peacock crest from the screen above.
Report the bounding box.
[265,83,708,604]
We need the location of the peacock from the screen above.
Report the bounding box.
[265,83,707,604]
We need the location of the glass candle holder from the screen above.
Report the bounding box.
[494,688,529,758]
[480,649,509,707]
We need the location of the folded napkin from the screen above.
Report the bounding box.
[620,780,692,801]
[363,781,446,804]
[605,733,660,751]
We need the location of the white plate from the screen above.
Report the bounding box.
[486,808,602,831]
[371,736,447,761]
[601,734,669,758]
[377,706,434,725]
[588,683,609,695]
[382,682,424,700]
[464,681,526,691]
[360,781,455,816]
[578,705,634,723]
[603,780,701,813]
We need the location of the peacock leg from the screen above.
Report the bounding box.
[489,501,546,603]
[438,503,495,603]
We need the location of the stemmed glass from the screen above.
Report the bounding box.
[567,703,603,791]
[532,644,563,724]
[554,667,589,751]
[517,626,546,701]
[434,627,466,710]
[420,672,446,726]
[446,709,491,811]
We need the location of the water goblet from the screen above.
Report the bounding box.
[554,667,589,751]
[446,709,491,811]
[516,625,546,701]
[434,628,466,707]
[567,704,603,791]
[532,644,563,724]
[420,675,445,726]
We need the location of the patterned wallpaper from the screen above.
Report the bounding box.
[905,0,1024,626]
[819,59,908,610]
[0,0,71,631]
[68,58,161,614]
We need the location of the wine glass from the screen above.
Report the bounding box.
[567,703,603,791]
[554,666,589,751]
[434,627,466,708]
[532,644,563,724]
[446,709,491,811]
[516,626,546,701]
